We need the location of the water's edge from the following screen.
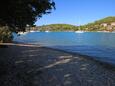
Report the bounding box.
[13,32,115,66]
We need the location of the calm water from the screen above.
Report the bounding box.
[14,32,115,65]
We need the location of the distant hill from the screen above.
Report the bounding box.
[32,24,79,31]
[81,16,115,31]
[27,16,115,32]
[95,16,115,24]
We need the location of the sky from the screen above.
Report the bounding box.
[35,0,115,26]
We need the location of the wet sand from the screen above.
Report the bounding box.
[0,44,115,86]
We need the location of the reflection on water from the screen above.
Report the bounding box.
[14,32,115,65]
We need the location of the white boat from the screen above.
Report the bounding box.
[30,30,36,32]
[18,32,28,35]
[45,30,50,32]
[75,31,84,33]
[75,18,84,33]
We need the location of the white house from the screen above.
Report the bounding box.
[101,23,108,27]
[111,22,115,26]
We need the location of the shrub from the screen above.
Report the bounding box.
[0,26,13,43]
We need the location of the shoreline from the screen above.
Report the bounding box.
[17,30,115,33]
[1,43,115,67]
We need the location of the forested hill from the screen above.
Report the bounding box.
[81,16,115,31]
[95,16,115,24]
[27,16,115,32]
[34,24,79,31]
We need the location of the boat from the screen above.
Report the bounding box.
[18,32,28,35]
[30,30,36,32]
[75,31,84,33]
[75,19,84,33]
[75,26,84,33]
[45,30,50,32]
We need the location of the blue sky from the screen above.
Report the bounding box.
[35,0,115,26]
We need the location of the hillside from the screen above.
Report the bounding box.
[30,24,79,31]
[81,16,115,31]
[95,16,115,24]
[27,16,115,32]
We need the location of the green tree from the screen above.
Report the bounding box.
[0,0,55,32]
[0,26,13,43]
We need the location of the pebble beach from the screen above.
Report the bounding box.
[0,44,115,86]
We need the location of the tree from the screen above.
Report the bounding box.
[0,0,55,32]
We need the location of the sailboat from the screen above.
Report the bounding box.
[75,19,84,33]
[45,30,50,32]
[75,26,84,33]
[75,30,84,33]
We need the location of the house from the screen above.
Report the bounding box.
[111,22,115,26]
[107,25,112,31]
[101,23,108,27]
